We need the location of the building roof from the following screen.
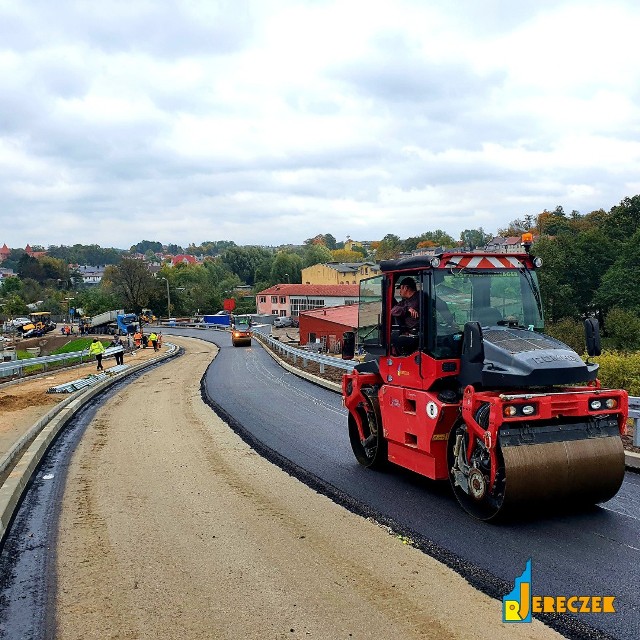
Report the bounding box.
[0,244,10,256]
[323,262,379,273]
[487,236,522,246]
[257,284,359,297]
[171,254,198,265]
[300,304,358,326]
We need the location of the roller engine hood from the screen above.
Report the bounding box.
[461,326,597,388]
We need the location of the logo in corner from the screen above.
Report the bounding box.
[503,559,531,623]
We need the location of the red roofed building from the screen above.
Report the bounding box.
[0,244,10,262]
[255,284,359,318]
[24,244,47,258]
[298,304,358,351]
[171,254,198,266]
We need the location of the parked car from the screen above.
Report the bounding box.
[273,317,293,328]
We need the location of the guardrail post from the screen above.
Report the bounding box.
[320,362,325,374]
[634,416,640,447]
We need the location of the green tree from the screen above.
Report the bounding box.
[594,228,640,314]
[604,195,640,241]
[130,240,163,254]
[323,234,337,250]
[1,294,28,317]
[270,252,302,283]
[460,228,491,250]
[303,244,333,268]
[103,258,155,312]
[0,276,22,296]
[17,254,45,282]
[220,247,273,285]
[604,308,640,351]
[533,237,579,321]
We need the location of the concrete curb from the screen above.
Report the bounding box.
[253,334,341,393]
[0,343,179,545]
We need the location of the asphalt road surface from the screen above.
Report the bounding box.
[0,335,562,640]
[171,327,640,640]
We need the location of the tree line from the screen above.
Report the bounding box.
[2,195,640,351]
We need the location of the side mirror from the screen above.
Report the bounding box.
[584,317,601,357]
[342,331,355,360]
[462,322,484,363]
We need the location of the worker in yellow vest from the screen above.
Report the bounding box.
[89,338,106,371]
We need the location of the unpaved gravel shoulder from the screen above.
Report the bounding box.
[55,335,561,640]
[0,345,163,459]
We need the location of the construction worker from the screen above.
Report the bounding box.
[89,338,106,371]
[133,330,142,349]
[110,335,125,366]
[149,331,158,351]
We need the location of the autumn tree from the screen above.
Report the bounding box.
[374,234,403,260]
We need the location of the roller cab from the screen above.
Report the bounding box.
[342,244,628,520]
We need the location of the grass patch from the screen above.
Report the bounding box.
[51,338,107,354]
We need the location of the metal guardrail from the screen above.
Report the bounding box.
[628,397,640,447]
[253,329,354,375]
[0,345,124,379]
[162,323,640,446]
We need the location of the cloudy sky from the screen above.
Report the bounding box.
[1,0,639,250]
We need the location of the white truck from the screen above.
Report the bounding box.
[89,309,124,328]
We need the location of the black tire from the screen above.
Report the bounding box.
[447,421,505,521]
[348,410,387,470]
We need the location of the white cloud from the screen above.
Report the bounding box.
[0,0,639,249]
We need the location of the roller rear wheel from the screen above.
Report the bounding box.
[448,423,505,521]
[348,411,387,470]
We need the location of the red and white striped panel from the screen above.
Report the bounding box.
[443,255,524,269]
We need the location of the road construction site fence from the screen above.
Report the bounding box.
[0,346,124,379]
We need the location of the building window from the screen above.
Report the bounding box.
[280,310,287,317]
[289,297,325,316]
[271,296,278,304]
[259,296,266,303]
[280,296,286,304]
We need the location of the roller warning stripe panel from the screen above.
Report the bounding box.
[444,255,524,269]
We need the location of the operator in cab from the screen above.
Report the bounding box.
[391,277,420,333]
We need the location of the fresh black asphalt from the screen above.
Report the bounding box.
[1,328,638,640]
[180,327,640,640]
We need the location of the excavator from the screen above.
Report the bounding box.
[342,236,627,520]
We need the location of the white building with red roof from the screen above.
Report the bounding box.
[255,284,359,318]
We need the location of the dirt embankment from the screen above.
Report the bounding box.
[54,336,561,640]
